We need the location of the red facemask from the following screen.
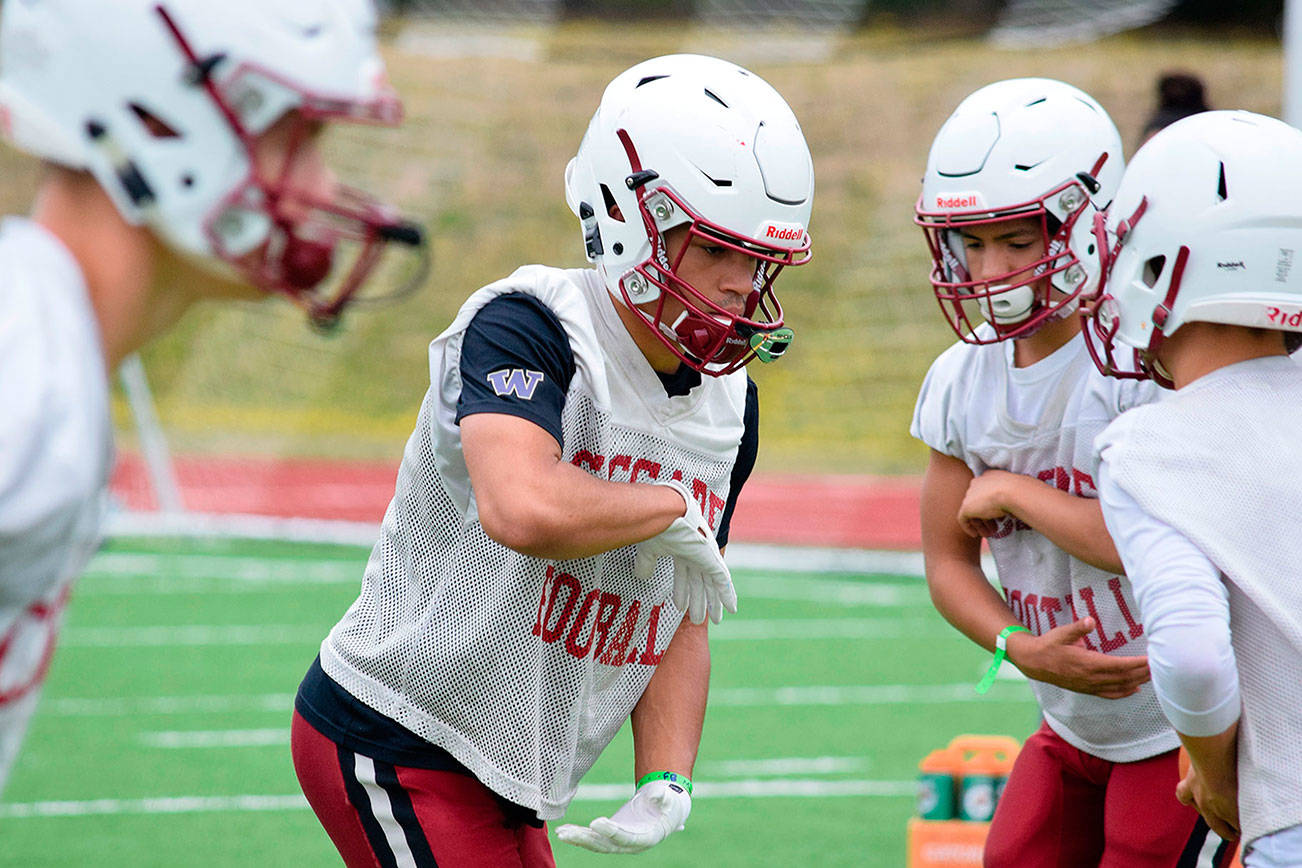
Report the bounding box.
[614,130,808,376]
[157,5,427,329]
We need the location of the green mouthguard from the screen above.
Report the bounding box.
[749,327,794,363]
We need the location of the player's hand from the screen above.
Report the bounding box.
[1177,748,1240,842]
[633,479,736,625]
[555,778,692,854]
[957,470,1019,537]
[1005,618,1150,698]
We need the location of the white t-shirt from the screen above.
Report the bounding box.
[911,326,1172,762]
[1096,355,1302,847]
[0,217,111,617]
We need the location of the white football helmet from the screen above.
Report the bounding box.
[916,78,1124,343]
[564,54,814,376]
[1082,110,1302,387]
[0,0,425,327]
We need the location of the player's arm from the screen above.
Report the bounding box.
[555,583,707,855]
[923,449,1149,698]
[463,413,686,560]
[1098,463,1241,839]
[631,608,710,779]
[456,294,690,561]
[1178,726,1241,842]
[956,468,1122,573]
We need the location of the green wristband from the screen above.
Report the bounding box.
[975,624,1030,695]
[636,770,693,796]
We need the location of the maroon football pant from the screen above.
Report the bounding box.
[984,721,1237,868]
[292,711,556,868]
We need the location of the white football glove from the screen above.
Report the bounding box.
[633,478,737,625]
[555,778,692,854]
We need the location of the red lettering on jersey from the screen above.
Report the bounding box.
[1065,594,1098,651]
[637,603,666,665]
[540,570,582,643]
[601,600,641,666]
[690,479,710,515]
[707,491,726,531]
[607,454,632,481]
[586,592,621,660]
[630,459,661,483]
[1022,594,1042,634]
[1039,595,1064,631]
[1036,466,1098,498]
[1107,577,1144,640]
[571,450,604,473]
[532,565,555,636]
[1038,467,1071,493]
[670,469,684,482]
[1071,469,1097,497]
[1077,585,1126,652]
[1006,589,1025,625]
[565,589,602,658]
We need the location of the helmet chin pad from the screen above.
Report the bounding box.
[978,283,1036,325]
[280,233,335,291]
[665,309,750,366]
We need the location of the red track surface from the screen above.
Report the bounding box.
[110,454,924,550]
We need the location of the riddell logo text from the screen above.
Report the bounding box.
[936,195,981,209]
[764,225,805,241]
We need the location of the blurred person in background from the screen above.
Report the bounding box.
[0,0,424,796]
[912,78,1234,866]
[1141,71,1212,144]
[1089,110,1302,867]
[290,53,813,867]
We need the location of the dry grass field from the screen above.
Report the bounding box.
[0,20,1283,474]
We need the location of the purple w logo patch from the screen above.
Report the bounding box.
[486,368,545,399]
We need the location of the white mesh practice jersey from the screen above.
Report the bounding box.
[321,265,747,819]
[0,217,111,616]
[912,327,1174,761]
[1098,355,1302,846]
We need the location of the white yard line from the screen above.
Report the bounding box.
[711,683,1027,706]
[141,729,289,748]
[41,680,1028,722]
[58,616,949,648]
[701,756,872,776]
[0,778,915,820]
[60,625,324,647]
[43,693,294,717]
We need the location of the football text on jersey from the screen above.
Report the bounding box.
[1005,577,1144,653]
[532,565,668,665]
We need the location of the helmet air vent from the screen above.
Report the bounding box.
[703,88,728,108]
[698,167,732,187]
[636,75,670,88]
[1143,255,1166,288]
[600,184,624,222]
[129,103,180,139]
[1217,162,1228,202]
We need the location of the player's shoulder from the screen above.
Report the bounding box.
[0,219,110,531]
[1079,353,1164,419]
[919,332,1002,401]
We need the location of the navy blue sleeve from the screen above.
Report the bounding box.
[715,376,759,549]
[455,293,576,448]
